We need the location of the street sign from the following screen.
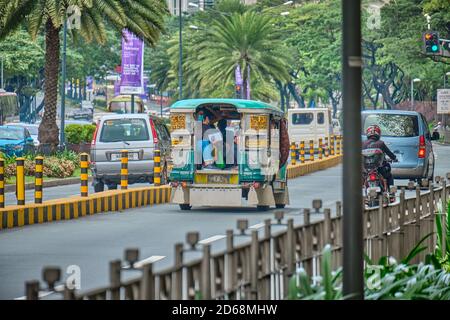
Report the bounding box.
[437,89,450,114]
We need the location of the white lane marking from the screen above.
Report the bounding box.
[198,235,226,245]
[123,255,166,269]
[15,284,65,300]
[249,222,265,229]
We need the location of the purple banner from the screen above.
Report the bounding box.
[86,76,93,90]
[114,80,121,96]
[140,78,149,100]
[120,29,144,95]
[235,64,243,86]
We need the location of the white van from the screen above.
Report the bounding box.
[287,108,334,147]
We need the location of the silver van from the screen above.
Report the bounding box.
[90,113,171,192]
[361,110,438,186]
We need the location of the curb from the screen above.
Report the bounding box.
[0,185,171,230]
[4,177,93,193]
[287,155,342,179]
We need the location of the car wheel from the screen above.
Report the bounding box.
[179,204,192,210]
[93,179,105,193]
[275,204,286,209]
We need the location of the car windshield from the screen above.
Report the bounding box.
[100,118,149,142]
[0,127,23,140]
[362,114,419,137]
[25,126,38,135]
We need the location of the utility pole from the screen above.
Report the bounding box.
[342,0,364,300]
[59,16,68,150]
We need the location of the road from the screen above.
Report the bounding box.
[0,143,449,299]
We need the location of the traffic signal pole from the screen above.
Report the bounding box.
[342,0,364,299]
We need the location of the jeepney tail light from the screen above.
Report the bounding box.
[369,173,377,181]
[418,135,426,158]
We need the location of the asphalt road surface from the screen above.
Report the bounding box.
[0,143,449,299]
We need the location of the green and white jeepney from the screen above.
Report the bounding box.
[169,99,289,211]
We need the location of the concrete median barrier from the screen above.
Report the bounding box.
[287,154,342,179]
[0,185,171,230]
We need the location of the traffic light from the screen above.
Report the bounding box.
[422,31,440,55]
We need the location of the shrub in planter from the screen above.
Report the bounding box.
[65,124,84,145]
[43,157,76,178]
[65,124,96,153]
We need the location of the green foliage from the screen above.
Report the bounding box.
[288,245,343,300]
[2,152,79,179]
[288,230,450,300]
[426,201,450,272]
[65,124,96,144]
[93,98,107,109]
[0,29,44,79]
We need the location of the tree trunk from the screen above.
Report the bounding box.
[38,19,60,151]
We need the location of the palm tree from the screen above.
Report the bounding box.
[173,10,291,101]
[0,0,168,150]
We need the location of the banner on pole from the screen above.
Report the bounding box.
[120,29,144,95]
[437,89,450,114]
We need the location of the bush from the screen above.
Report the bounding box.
[65,124,84,144]
[3,151,80,179]
[65,124,96,144]
[81,124,96,143]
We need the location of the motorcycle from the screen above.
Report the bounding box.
[362,148,396,207]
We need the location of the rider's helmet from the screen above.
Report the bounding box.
[366,125,381,140]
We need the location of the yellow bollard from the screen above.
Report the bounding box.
[318,138,323,160]
[121,150,128,190]
[309,140,314,162]
[0,158,4,208]
[300,141,305,164]
[325,137,329,157]
[80,153,89,197]
[154,149,161,186]
[34,156,43,204]
[16,157,25,205]
[290,143,296,166]
[336,135,341,155]
[330,135,335,156]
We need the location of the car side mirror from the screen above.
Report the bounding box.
[431,131,440,141]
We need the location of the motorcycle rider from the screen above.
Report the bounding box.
[362,125,398,190]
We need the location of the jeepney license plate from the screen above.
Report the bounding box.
[111,153,139,161]
[207,174,229,184]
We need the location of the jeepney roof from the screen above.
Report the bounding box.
[170,98,283,115]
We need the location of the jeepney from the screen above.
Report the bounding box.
[169,99,289,211]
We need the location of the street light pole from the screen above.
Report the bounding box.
[411,78,421,111]
[342,0,363,300]
[178,0,183,100]
[59,16,68,150]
